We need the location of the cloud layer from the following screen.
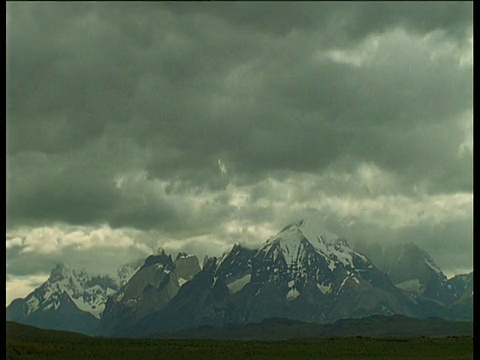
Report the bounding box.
[6,2,472,303]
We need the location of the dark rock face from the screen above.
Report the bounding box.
[99,251,201,336]
[174,253,201,282]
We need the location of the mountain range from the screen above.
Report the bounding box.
[6,262,135,335]
[6,219,473,337]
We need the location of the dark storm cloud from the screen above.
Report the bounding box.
[6,0,472,259]
[163,2,472,40]
[6,3,145,155]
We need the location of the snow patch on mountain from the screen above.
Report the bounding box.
[227,274,251,294]
[286,288,300,301]
[317,282,332,295]
[339,276,349,291]
[26,296,40,315]
[396,279,423,293]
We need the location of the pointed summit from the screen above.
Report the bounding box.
[295,217,341,246]
[263,222,313,267]
[49,263,70,282]
[262,217,357,270]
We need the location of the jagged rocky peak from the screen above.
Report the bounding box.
[47,263,90,285]
[231,242,244,250]
[268,218,347,249]
[144,248,174,268]
[215,243,256,284]
[218,243,254,262]
[249,217,387,308]
[203,254,216,268]
[176,251,189,260]
[48,262,70,282]
[174,252,201,284]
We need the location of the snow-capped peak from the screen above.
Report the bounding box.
[24,263,120,320]
[264,222,310,266]
[264,219,358,268]
[296,218,341,246]
[48,262,72,282]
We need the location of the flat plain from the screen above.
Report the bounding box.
[7,322,473,360]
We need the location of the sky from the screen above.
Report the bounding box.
[6,2,473,305]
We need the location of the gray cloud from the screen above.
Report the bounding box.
[6,2,472,299]
[163,2,472,41]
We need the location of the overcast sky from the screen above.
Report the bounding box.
[6,2,473,304]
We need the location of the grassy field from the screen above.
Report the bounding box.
[7,336,473,360]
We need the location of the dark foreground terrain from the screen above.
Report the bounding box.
[7,321,473,360]
[157,315,474,340]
